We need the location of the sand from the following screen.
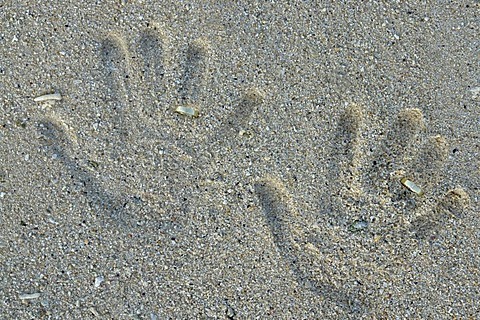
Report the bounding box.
[1,1,479,318]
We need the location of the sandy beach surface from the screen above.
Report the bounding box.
[1,1,479,318]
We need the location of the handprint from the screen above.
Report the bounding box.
[255,104,470,316]
[36,24,264,232]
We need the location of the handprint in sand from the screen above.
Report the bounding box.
[255,105,470,315]
[36,24,264,230]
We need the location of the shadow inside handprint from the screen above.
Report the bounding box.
[255,178,366,315]
[327,105,470,239]
[37,117,142,229]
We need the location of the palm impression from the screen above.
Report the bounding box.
[255,104,470,315]
[36,24,264,231]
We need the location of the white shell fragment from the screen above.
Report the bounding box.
[94,275,104,288]
[401,177,424,196]
[349,220,368,232]
[175,105,199,118]
[19,292,41,300]
[34,92,62,102]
